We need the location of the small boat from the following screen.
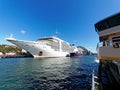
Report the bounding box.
[70,44,82,58]
[70,52,82,58]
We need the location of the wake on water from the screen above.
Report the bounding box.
[94,58,99,63]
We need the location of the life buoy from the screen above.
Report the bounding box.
[113,42,119,48]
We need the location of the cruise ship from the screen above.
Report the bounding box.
[6,36,70,58]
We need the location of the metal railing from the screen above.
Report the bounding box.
[91,70,99,90]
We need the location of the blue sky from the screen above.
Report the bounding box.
[0,0,120,52]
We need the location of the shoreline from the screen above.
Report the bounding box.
[0,54,33,58]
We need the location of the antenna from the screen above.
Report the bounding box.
[10,33,13,38]
[55,29,60,37]
[5,33,15,40]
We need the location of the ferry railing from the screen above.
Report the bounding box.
[91,70,99,90]
[97,39,117,48]
[97,42,103,48]
[97,38,120,48]
[96,42,103,50]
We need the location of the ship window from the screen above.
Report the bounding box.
[112,36,120,42]
[95,21,110,31]
[46,39,59,51]
[95,13,120,31]
[61,41,70,52]
[103,41,109,46]
[108,15,120,28]
[109,40,113,46]
[39,51,43,56]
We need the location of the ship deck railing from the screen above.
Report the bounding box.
[91,70,99,90]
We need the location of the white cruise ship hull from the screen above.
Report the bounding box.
[6,38,69,58]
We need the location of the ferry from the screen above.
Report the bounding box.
[70,52,82,58]
[6,36,70,58]
[70,45,82,58]
[92,13,120,90]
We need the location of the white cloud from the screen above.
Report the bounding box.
[20,30,26,34]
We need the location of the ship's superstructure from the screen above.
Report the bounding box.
[6,36,70,58]
[95,13,120,61]
[94,13,120,90]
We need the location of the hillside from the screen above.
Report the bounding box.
[0,44,21,54]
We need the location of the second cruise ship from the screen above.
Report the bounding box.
[6,36,71,58]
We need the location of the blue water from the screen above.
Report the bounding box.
[0,55,98,90]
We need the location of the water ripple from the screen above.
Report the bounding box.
[0,55,98,90]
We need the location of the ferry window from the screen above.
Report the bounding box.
[108,15,120,27]
[95,13,120,31]
[109,40,113,46]
[112,36,120,42]
[106,40,109,46]
[95,27,98,32]
[95,21,109,31]
[101,40,110,47]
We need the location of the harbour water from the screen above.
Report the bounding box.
[0,55,98,90]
